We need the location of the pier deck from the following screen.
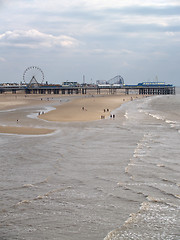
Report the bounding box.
[0,84,176,95]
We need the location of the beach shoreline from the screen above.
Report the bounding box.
[0,93,144,134]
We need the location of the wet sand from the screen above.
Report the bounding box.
[0,93,143,134]
[0,94,43,110]
[39,94,143,122]
[0,125,54,135]
[0,94,56,135]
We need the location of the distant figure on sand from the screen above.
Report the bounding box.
[110,114,115,119]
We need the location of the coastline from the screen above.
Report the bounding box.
[0,93,144,134]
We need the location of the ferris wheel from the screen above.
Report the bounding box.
[23,66,44,85]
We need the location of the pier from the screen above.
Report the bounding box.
[0,84,176,95]
[1,69,175,95]
[1,68,175,95]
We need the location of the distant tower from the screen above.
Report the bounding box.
[83,75,85,84]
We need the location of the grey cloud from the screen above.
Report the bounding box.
[110,23,180,33]
[0,1,180,85]
[33,5,180,23]
[105,6,180,16]
[59,8,104,21]
[30,8,105,23]
[28,6,180,37]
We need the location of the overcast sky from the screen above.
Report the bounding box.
[0,0,180,85]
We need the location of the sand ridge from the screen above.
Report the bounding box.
[39,94,142,122]
[0,125,54,135]
[0,93,143,134]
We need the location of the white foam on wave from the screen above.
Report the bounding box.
[144,110,180,133]
[165,120,177,124]
[149,113,165,121]
[138,109,144,113]
[104,200,179,240]
[17,199,32,205]
[124,111,128,119]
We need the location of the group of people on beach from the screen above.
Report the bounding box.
[104,108,110,112]
[81,105,116,120]
[110,114,115,119]
[38,111,44,115]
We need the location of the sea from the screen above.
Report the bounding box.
[0,89,180,240]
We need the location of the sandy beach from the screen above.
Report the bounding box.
[39,94,141,122]
[0,94,43,110]
[0,93,143,134]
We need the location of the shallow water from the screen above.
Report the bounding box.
[0,91,180,240]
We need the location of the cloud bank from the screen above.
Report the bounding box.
[0,0,179,85]
[0,29,80,48]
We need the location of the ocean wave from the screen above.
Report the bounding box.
[17,199,32,205]
[104,201,179,240]
[143,110,180,131]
